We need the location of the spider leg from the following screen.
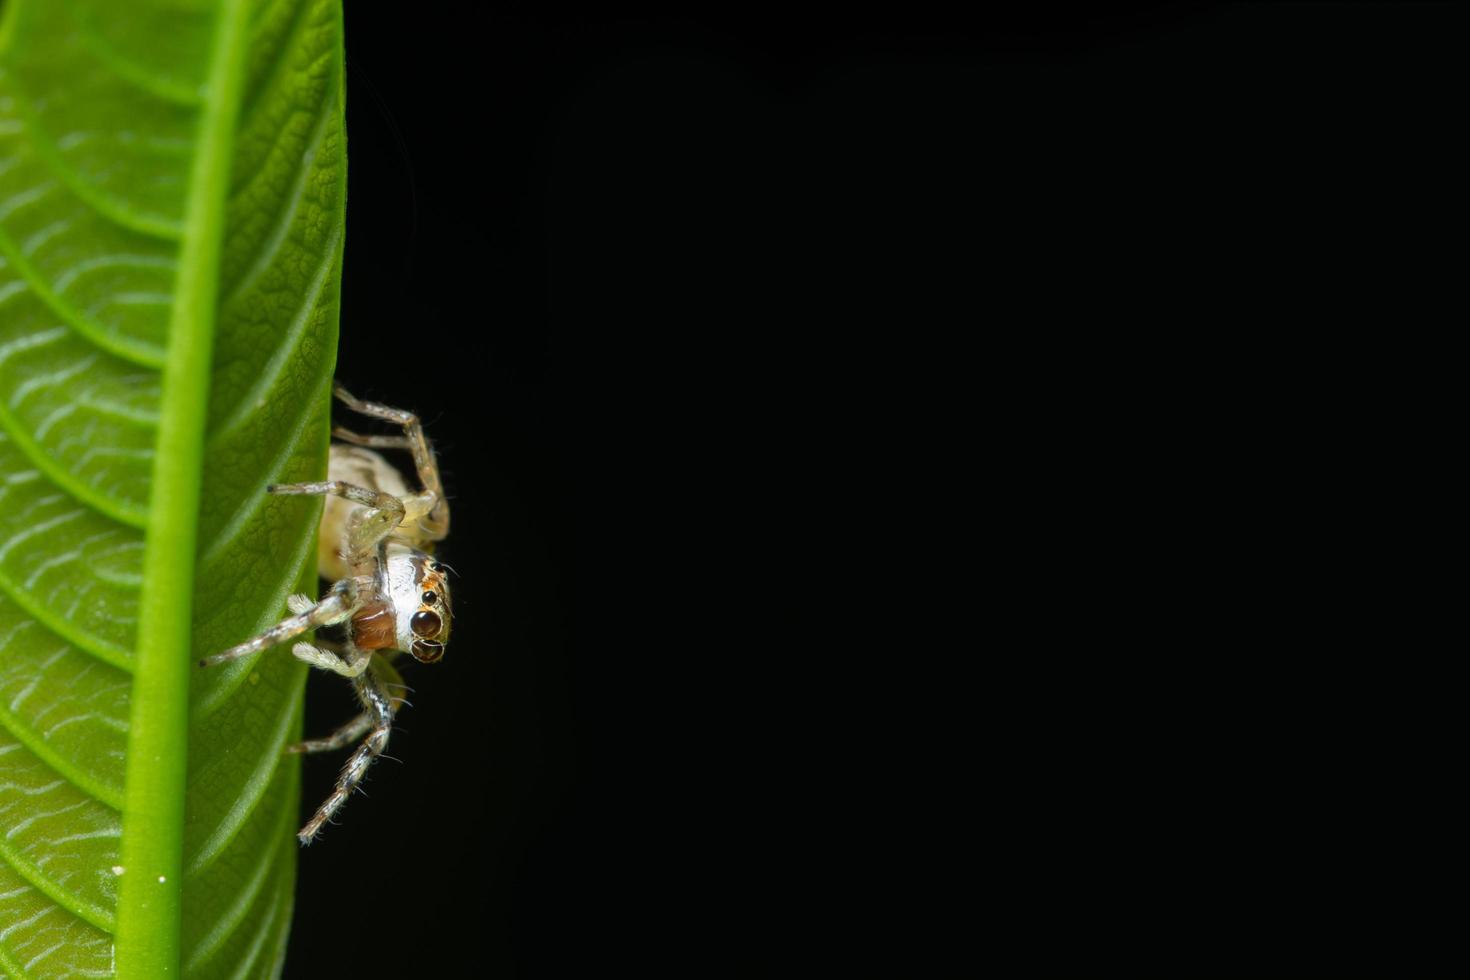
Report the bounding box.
[268,479,406,564]
[369,654,411,711]
[291,641,371,677]
[199,579,358,668]
[288,711,373,755]
[286,655,408,755]
[333,383,449,540]
[289,710,373,756]
[297,664,395,844]
[331,427,411,451]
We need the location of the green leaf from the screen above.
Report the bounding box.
[0,0,345,975]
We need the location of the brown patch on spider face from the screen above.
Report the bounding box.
[417,566,447,597]
[410,551,446,585]
[350,601,396,650]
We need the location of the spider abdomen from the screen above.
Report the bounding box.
[320,445,413,580]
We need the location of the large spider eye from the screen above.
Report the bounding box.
[410,610,441,638]
[411,640,444,663]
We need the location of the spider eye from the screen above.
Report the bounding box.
[421,591,437,604]
[411,640,444,663]
[410,610,441,638]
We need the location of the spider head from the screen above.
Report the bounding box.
[388,547,453,663]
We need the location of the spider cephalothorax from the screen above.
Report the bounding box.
[201,383,454,844]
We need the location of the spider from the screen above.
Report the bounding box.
[200,383,452,844]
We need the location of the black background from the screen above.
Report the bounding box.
[285,2,1458,976]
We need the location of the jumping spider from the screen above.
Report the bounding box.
[201,383,452,844]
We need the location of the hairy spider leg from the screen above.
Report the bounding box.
[280,595,375,678]
[287,654,409,755]
[290,640,372,678]
[297,664,395,844]
[288,713,373,756]
[328,430,410,450]
[370,652,410,708]
[332,383,450,540]
[268,479,406,568]
[199,579,359,668]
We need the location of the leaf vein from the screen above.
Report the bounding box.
[0,564,134,673]
[0,940,34,980]
[181,785,294,975]
[0,837,113,935]
[73,11,206,107]
[209,221,338,448]
[0,707,118,810]
[186,679,303,878]
[202,362,333,565]
[194,520,317,720]
[222,96,334,304]
[238,0,312,125]
[222,842,294,980]
[0,229,166,370]
[0,395,150,529]
[0,83,183,241]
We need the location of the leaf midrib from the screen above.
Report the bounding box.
[112,1,255,976]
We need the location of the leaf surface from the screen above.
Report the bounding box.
[0,1,345,975]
